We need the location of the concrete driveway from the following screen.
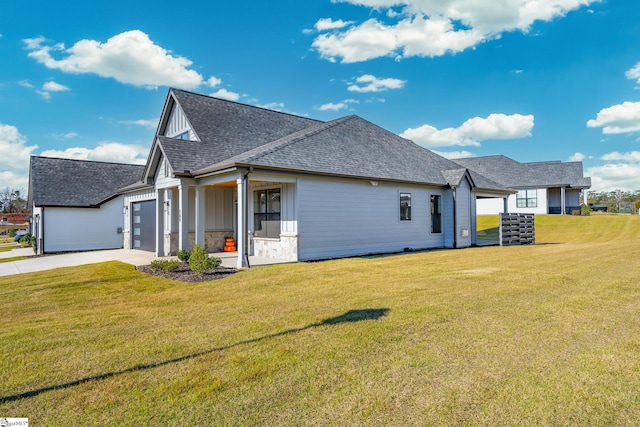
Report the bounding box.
[0,247,158,277]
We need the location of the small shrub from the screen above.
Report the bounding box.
[150,259,181,272]
[189,244,221,274]
[8,228,16,238]
[19,233,35,252]
[177,249,191,262]
[580,203,591,216]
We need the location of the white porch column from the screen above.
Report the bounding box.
[178,183,190,251]
[503,197,509,213]
[195,186,206,249]
[236,176,249,268]
[561,186,566,215]
[155,188,165,257]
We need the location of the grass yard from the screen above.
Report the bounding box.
[2,215,640,425]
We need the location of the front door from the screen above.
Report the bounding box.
[131,200,156,251]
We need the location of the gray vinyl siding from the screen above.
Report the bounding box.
[566,189,582,206]
[296,177,448,260]
[455,178,472,248]
[43,198,124,252]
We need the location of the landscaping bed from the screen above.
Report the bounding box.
[136,261,238,282]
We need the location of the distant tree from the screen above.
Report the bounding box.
[0,188,28,213]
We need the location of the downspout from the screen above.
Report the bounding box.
[243,168,252,268]
[39,207,44,255]
[452,187,457,249]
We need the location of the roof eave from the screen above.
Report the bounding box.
[193,162,449,187]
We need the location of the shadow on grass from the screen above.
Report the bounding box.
[0,308,389,403]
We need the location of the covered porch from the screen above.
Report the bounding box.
[156,170,299,268]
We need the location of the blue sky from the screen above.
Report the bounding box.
[2,0,640,193]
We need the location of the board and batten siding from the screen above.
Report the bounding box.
[164,103,197,140]
[43,197,125,252]
[123,188,157,234]
[296,177,448,261]
[186,186,234,231]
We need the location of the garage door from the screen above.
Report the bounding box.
[131,200,156,251]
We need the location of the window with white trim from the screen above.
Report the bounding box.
[400,193,411,221]
[254,188,281,238]
[430,194,442,234]
[516,189,537,208]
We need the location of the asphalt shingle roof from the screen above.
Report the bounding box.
[203,115,502,187]
[152,89,510,192]
[453,155,591,189]
[164,89,322,172]
[30,156,145,207]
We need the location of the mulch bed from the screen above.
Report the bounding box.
[136,262,238,283]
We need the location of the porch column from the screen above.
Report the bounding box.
[195,186,206,249]
[178,183,190,251]
[155,189,165,257]
[561,186,566,215]
[236,176,249,268]
[503,197,509,213]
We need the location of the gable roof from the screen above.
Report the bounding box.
[29,156,145,208]
[147,89,511,193]
[153,89,322,174]
[193,115,511,190]
[453,155,591,189]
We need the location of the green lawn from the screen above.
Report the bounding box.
[2,215,640,425]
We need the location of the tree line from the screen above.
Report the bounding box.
[587,190,640,213]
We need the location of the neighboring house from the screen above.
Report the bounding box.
[28,157,145,254]
[122,89,513,267]
[453,155,591,215]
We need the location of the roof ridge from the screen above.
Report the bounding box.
[33,155,145,168]
[218,115,358,166]
[170,87,324,124]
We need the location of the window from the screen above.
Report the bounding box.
[176,131,189,140]
[400,193,411,221]
[430,194,442,234]
[254,189,281,238]
[516,189,537,208]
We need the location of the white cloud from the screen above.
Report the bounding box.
[433,150,475,159]
[318,102,348,111]
[53,132,79,140]
[211,88,240,101]
[625,62,640,84]
[600,151,640,162]
[587,101,640,134]
[315,18,355,31]
[586,163,640,192]
[23,30,207,89]
[42,80,70,92]
[40,142,148,165]
[0,123,38,189]
[207,76,222,87]
[401,113,534,148]
[36,90,51,101]
[18,80,34,88]
[347,74,406,92]
[313,0,598,63]
[119,119,159,129]
[568,152,585,162]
